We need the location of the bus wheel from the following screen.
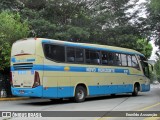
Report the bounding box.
[132,84,138,96]
[74,86,86,103]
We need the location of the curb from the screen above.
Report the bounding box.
[0,97,30,101]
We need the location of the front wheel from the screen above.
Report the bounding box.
[74,86,86,103]
[132,85,138,96]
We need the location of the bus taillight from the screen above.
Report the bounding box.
[32,71,41,88]
[10,72,13,87]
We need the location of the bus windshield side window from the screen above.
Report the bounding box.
[131,55,139,69]
[43,44,65,62]
[140,56,149,77]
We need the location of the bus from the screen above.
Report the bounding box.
[10,38,152,102]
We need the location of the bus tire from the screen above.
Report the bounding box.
[74,86,86,103]
[132,84,138,96]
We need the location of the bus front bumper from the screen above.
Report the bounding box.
[11,86,43,97]
[141,84,150,92]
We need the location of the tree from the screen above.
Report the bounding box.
[154,58,160,81]
[147,0,160,48]
[136,39,152,59]
[0,0,153,66]
[0,11,29,70]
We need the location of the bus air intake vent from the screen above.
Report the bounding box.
[13,63,33,70]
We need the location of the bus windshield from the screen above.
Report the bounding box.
[140,56,150,78]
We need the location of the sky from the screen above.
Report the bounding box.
[149,41,159,60]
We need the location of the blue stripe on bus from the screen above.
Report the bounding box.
[42,40,144,56]
[141,84,150,92]
[27,59,35,62]
[11,86,43,97]
[11,64,146,76]
[11,65,131,75]
[88,84,133,95]
[11,84,150,98]
[11,58,35,63]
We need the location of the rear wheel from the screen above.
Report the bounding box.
[132,84,139,96]
[74,86,86,103]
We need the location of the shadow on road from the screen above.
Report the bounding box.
[20,93,144,106]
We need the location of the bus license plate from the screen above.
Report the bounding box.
[19,90,24,94]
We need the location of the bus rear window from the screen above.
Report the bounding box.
[11,39,36,56]
[43,44,65,62]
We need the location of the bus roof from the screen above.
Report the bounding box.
[38,38,144,57]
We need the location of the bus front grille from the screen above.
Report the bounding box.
[13,63,33,70]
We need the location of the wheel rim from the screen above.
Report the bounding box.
[135,86,138,93]
[77,89,84,100]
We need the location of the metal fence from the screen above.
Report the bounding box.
[0,73,12,97]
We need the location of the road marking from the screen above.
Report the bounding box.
[139,102,160,120]
[144,115,160,120]
[97,102,160,120]
[138,102,160,111]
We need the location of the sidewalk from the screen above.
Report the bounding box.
[0,97,30,101]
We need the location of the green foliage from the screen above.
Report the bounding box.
[0,11,29,43]
[150,0,160,14]
[147,0,160,48]
[0,0,155,71]
[0,40,10,71]
[136,39,152,59]
[154,58,160,81]
[0,11,29,70]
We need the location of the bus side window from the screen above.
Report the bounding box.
[108,53,114,65]
[90,51,100,65]
[121,54,127,66]
[43,44,65,62]
[75,48,84,63]
[101,52,108,65]
[85,50,100,65]
[114,53,121,66]
[67,47,75,62]
[85,50,90,63]
[127,55,132,67]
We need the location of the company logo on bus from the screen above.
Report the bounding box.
[64,67,70,71]
[20,50,24,54]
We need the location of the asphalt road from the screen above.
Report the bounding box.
[0,84,160,120]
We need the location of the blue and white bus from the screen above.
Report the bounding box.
[11,38,151,102]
